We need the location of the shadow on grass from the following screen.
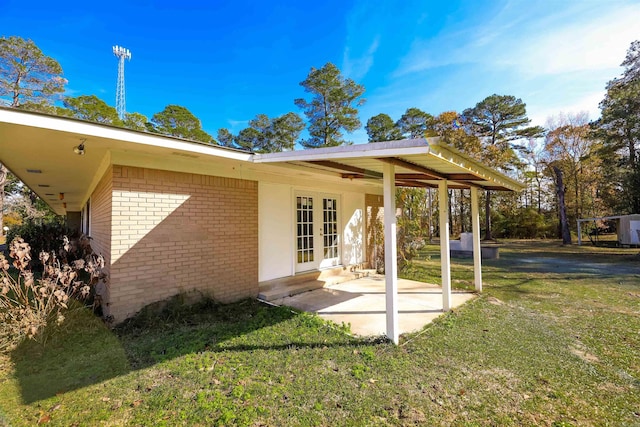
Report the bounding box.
[10,306,131,404]
[9,297,354,404]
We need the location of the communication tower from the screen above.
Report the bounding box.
[113,45,132,120]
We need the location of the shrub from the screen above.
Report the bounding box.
[372,188,430,273]
[5,219,79,266]
[493,208,554,239]
[5,219,97,270]
[0,236,105,352]
[397,188,428,268]
[2,211,22,230]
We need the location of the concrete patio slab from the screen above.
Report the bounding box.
[270,274,476,337]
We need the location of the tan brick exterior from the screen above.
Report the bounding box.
[365,194,384,271]
[89,167,114,314]
[89,165,258,322]
[90,166,113,271]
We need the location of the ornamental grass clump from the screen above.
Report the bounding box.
[0,236,105,351]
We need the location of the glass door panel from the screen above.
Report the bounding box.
[295,193,340,272]
[319,197,339,268]
[296,196,317,271]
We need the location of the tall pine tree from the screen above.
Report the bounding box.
[597,40,640,213]
[463,94,542,240]
[295,63,365,148]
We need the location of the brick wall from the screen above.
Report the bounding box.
[104,165,258,322]
[90,167,113,315]
[365,194,384,271]
[90,167,113,265]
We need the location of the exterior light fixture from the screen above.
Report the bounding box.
[74,138,86,155]
[63,202,67,209]
[59,193,64,200]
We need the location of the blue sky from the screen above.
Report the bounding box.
[1,0,638,144]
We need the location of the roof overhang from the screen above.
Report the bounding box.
[0,107,252,214]
[1,108,525,216]
[253,138,525,192]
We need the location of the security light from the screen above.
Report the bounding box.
[74,140,86,155]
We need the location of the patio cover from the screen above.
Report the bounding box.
[254,139,524,343]
[252,138,523,192]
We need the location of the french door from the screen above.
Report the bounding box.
[295,193,340,272]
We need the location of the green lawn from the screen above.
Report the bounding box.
[1,240,639,426]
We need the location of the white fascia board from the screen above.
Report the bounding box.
[0,108,252,162]
[253,138,432,163]
[428,143,525,191]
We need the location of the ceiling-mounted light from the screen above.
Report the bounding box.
[74,138,86,155]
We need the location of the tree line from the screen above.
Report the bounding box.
[1,35,639,246]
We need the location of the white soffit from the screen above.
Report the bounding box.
[0,108,252,162]
[0,108,252,214]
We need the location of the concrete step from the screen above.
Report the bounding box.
[258,269,372,302]
[259,266,344,292]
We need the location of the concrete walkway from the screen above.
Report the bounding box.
[271,275,476,337]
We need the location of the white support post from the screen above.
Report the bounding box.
[438,180,451,311]
[470,186,483,292]
[383,163,399,344]
[577,220,582,246]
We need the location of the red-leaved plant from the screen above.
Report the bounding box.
[0,236,105,351]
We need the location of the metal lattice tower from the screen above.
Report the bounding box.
[112,45,132,120]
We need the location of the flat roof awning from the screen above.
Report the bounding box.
[253,138,524,192]
[253,138,523,344]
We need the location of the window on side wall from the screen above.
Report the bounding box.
[81,199,91,235]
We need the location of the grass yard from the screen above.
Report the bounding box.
[1,240,639,426]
